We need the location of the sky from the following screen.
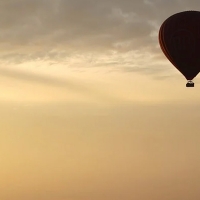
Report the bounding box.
[1,0,200,200]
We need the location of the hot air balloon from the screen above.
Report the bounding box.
[159,11,200,87]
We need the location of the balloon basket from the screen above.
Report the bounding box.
[186,80,194,87]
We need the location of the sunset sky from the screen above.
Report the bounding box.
[1,0,200,200]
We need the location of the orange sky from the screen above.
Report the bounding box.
[1,0,200,200]
[1,67,200,200]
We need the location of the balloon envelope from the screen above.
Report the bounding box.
[159,11,200,80]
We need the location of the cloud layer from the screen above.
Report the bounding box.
[0,0,199,77]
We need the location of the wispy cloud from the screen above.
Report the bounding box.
[1,0,197,76]
[0,67,122,103]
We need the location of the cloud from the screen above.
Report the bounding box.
[0,0,199,76]
[0,67,121,103]
[0,0,154,49]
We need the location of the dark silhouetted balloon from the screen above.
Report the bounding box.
[159,11,200,87]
